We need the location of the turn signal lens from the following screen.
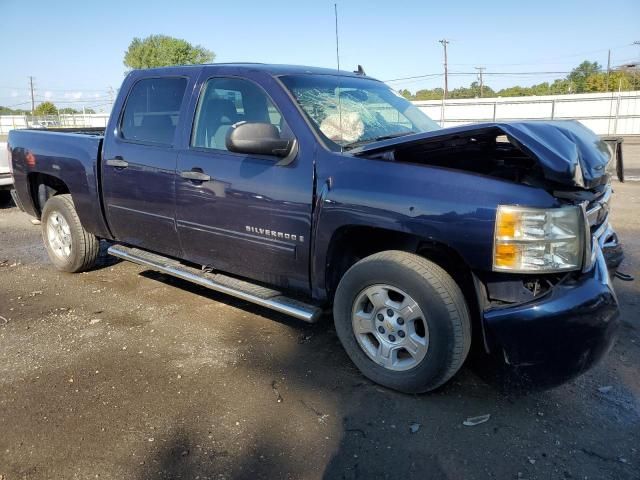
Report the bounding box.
[493,206,584,273]
[494,243,518,268]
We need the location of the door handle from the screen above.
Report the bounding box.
[106,157,129,168]
[180,170,211,182]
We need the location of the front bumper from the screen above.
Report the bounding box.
[482,244,619,386]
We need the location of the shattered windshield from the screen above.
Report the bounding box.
[280,74,441,149]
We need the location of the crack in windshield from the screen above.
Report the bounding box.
[280,74,440,149]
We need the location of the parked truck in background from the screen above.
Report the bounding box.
[1,139,13,206]
[7,64,625,393]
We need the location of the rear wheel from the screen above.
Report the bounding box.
[41,194,99,272]
[333,250,471,393]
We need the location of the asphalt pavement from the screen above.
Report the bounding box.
[0,178,639,479]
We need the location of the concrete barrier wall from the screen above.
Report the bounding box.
[413,90,640,135]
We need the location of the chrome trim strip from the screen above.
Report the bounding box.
[586,186,612,227]
[176,219,296,253]
[581,202,594,272]
[107,204,174,222]
[107,245,320,323]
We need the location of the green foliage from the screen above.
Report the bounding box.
[34,101,58,115]
[124,34,215,70]
[58,107,97,114]
[413,88,444,100]
[0,106,30,115]
[568,61,602,92]
[401,59,638,100]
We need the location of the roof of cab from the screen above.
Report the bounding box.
[132,63,379,80]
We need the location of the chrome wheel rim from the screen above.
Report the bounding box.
[351,284,429,371]
[46,211,72,260]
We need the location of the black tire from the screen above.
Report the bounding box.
[41,194,99,273]
[0,190,12,207]
[333,250,471,393]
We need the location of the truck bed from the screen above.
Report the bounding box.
[24,127,105,137]
[8,127,111,239]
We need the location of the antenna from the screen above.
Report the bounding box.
[334,3,340,71]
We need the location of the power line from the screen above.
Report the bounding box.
[386,70,578,83]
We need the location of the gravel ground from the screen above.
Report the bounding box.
[0,182,639,479]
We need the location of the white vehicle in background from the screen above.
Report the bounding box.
[0,142,12,206]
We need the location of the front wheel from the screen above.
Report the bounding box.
[41,194,100,272]
[333,251,471,393]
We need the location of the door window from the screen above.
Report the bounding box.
[120,77,188,145]
[192,78,291,150]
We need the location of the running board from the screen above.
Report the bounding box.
[107,244,322,323]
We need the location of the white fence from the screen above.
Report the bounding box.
[0,114,110,135]
[2,90,639,136]
[413,91,640,136]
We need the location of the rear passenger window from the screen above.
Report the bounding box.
[192,77,291,150]
[120,77,187,145]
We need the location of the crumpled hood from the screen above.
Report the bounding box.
[352,120,612,188]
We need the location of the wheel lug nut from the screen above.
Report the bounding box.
[378,326,385,334]
[377,314,384,321]
[397,317,404,325]
[398,330,405,338]
[387,309,394,317]
[388,334,396,342]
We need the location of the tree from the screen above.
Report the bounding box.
[124,34,215,70]
[568,61,602,93]
[0,106,29,115]
[58,107,79,114]
[34,101,57,115]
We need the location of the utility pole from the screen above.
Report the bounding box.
[475,66,486,97]
[439,39,449,99]
[29,76,35,115]
[606,49,611,91]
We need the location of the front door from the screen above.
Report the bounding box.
[102,76,189,258]
[175,76,313,292]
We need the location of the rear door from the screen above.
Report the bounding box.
[102,75,190,258]
[175,73,314,293]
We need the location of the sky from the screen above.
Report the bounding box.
[1,0,639,112]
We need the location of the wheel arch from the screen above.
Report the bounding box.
[28,172,70,217]
[323,225,471,298]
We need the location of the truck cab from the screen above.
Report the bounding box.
[7,64,624,393]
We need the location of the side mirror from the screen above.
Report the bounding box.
[226,122,293,158]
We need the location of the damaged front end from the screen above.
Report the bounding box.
[353,120,625,384]
[351,120,618,189]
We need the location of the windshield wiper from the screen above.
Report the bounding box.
[343,131,416,150]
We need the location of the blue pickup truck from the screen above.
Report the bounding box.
[7,64,624,393]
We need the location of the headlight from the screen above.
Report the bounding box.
[493,205,584,273]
